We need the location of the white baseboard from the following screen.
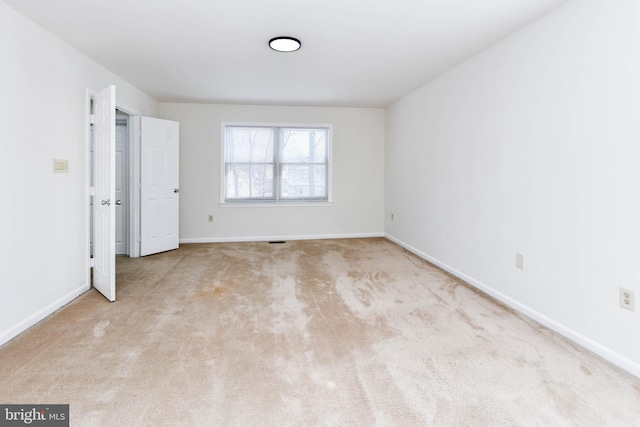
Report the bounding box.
[180,232,385,244]
[0,283,90,347]
[385,234,640,379]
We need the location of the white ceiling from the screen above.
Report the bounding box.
[4,0,569,107]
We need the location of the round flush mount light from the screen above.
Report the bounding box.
[269,37,301,52]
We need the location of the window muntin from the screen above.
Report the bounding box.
[223,125,330,203]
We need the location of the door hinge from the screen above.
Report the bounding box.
[89,258,95,268]
[90,114,95,125]
[89,187,96,196]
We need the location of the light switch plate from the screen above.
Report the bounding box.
[53,159,69,173]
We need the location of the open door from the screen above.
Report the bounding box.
[93,85,116,301]
[140,116,179,256]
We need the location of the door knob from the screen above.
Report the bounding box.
[101,199,110,206]
[174,189,179,193]
[115,200,122,205]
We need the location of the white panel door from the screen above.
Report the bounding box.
[93,85,116,301]
[140,116,179,256]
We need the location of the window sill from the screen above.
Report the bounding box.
[219,201,333,208]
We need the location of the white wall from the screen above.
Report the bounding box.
[0,1,158,344]
[158,103,385,242]
[386,0,640,376]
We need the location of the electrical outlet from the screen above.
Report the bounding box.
[208,214,214,222]
[619,288,635,311]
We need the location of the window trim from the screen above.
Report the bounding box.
[220,122,333,206]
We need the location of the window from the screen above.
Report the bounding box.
[223,124,331,203]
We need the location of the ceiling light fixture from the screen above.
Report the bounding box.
[269,37,301,52]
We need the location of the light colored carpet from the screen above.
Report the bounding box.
[1,238,639,426]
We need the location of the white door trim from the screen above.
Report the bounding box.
[85,89,94,286]
[128,115,141,258]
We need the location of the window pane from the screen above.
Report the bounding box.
[226,164,274,199]
[281,129,327,163]
[280,165,327,199]
[225,128,274,162]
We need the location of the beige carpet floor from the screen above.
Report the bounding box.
[1,238,640,426]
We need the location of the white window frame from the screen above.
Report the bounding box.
[220,122,333,207]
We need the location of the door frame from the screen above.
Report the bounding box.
[85,89,94,286]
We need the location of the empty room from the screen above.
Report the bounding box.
[1,0,640,425]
